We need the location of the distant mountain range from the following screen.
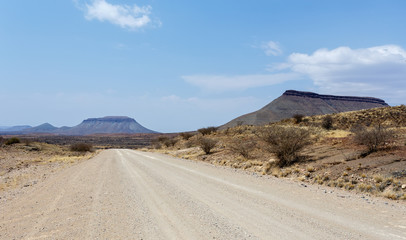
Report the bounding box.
[0,125,32,132]
[0,116,156,135]
[0,90,390,135]
[221,90,389,128]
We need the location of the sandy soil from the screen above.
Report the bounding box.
[0,143,95,203]
[1,149,405,239]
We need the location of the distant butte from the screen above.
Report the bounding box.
[221,90,389,128]
[61,116,156,135]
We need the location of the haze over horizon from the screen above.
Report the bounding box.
[1,0,405,132]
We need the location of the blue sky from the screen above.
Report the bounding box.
[1,0,405,132]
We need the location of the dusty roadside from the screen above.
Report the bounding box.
[144,124,406,201]
[0,142,96,203]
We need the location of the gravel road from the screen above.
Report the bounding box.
[1,149,405,239]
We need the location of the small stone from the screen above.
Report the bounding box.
[401,184,406,189]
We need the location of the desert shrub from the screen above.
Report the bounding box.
[22,138,33,146]
[70,143,93,152]
[197,136,218,154]
[258,126,312,167]
[322,115,333,130]
[353,125,395,154]
[150,138,162,149]
[293,114,304,124]
[184,139,195,148]
[163,138,178,147]
[179,132,194,140]
[198,127,218,135]
[5,137,21,145]
[154,136,178,148]
[228,137,257,158]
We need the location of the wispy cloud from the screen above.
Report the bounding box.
[182,73,301,92]
[277,45,406,101]
[261,41,283,56]
[183,44,406,104]
[76,0,154,30]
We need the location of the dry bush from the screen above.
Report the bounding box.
[183,137,197,148]
[258,126,312,167]
[179,132,194,140]
[150,138,162,149]
[353,125,395,154]
[198,127,218,135]
[197,136,218,154]
[293,114,304,124]
[154,136,178,148]
[228,137,257,158]
[5,137,21,145]
[70,143,93,152]
[163,138,178,147]
[322,115,334,130]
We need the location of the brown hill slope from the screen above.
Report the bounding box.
[281,105,406,129]
[221,90,388,128]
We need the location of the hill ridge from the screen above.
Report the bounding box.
[221,90,389,128]
[283,90,386,105]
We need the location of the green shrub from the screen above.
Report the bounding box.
[70,143,93,152]
[258,126,312,167]
[5,137,21,145]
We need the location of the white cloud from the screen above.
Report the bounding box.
[182,73,301,92]
[182,44,406,104]
[81,0,153,30]
[278,45,406,102]
[261,41,283,56]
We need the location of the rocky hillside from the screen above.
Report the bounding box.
[221,90,389,128]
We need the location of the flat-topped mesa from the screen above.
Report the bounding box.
[283,90,388,106]
[83,116,137,123]
[220,90,389,129]
[68,116,155,135]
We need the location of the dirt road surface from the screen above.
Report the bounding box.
[1,149,405,239]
